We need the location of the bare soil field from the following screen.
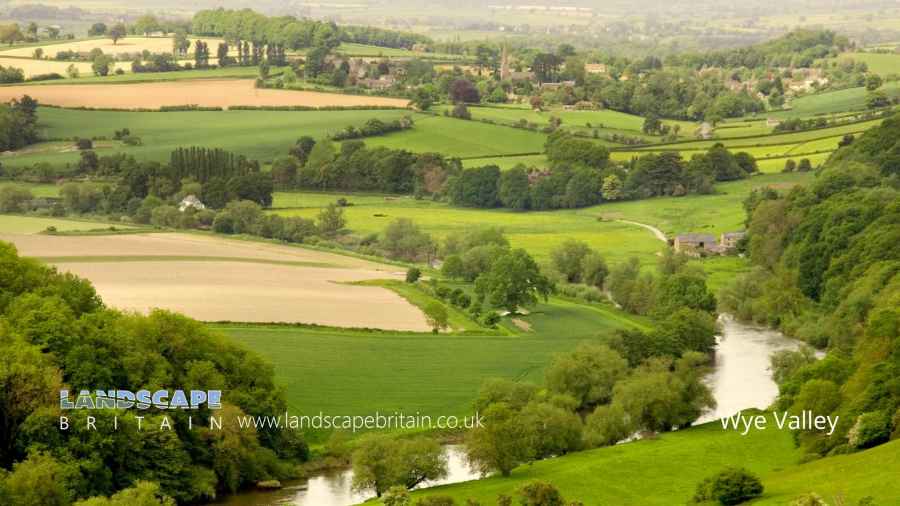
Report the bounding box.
[0,79,410,109]
[1,233,430,331]
[0,36,228,58]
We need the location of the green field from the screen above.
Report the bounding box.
[6,107,414,168]
[590,172,814,237]
[838,52,900,76]
[0,182,62,197]
[272,196,666,267]
[435,104,698,143]
[769,82,900,117]
[216,295,648,421]
[364,115,548,158]
[0,214,131,234]
[272,172,812,267]
[399,417,899,506]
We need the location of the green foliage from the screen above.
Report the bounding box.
[545,343,628,410]
[382,218,435,262]
[424,302,450,333]
[73,481,175,506]
[693,467,764,505]
[517,481,567,506]
[317,202,346,236]
[465,403,535,477]
[475,249,553,313]
[351,435,447,497]
[406,267,422,283]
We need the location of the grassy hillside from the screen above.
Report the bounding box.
[396,418,899,506]
[399,414,803,506]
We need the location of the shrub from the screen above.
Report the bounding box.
[848,411,892,449]
[383,486,411,506]
[75,138,93,150]
[406,267,422,283]
[414,496,455,506]
[693,467,764,505]
[482,312,501,327]
[212,211,235,234]
[517,481,566,506]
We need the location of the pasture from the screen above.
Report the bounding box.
[363,115,548,158]
[838,52,900,76]
[0,214,131,234]
[4,232,430,330]
[0,79,410,109]
[436,104,698,142]
[271,196,667,267]
[3,107,414,167]
[403,417,900,505]
[770,81,900,117]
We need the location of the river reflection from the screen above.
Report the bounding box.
[697,316,803,423]
[209,445,476,506]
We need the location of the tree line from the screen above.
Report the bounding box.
[447,133,757,211]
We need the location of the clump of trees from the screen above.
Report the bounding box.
[331,116,414,141]
[276,137,460,195]
[465,344,715,477]
[0,95,38,151]
[0,243,308,504]
[351,435,447,497]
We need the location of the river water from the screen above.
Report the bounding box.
[211,317,800,506]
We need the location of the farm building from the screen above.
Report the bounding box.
[720,231,746,249]
[673,233,721,256]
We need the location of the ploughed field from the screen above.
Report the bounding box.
[1,232,430,330]
[0,79,410,109]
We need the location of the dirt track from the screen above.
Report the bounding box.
[0,79,409,109]
[1,233,430,331]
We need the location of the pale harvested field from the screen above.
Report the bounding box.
[0,57,128,78]
[0,36,227,58]
[1,233,430,331]
[0,79,410,109]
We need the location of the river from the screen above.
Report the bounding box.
[211,317,801,506]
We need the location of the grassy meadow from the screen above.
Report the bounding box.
[271,172,813,269]
[364,114,548,157]
[0,214,132,234]
[837,52,900,76]
[399,417,900,506]
[5,107,414,167]
[272,196,666,267]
